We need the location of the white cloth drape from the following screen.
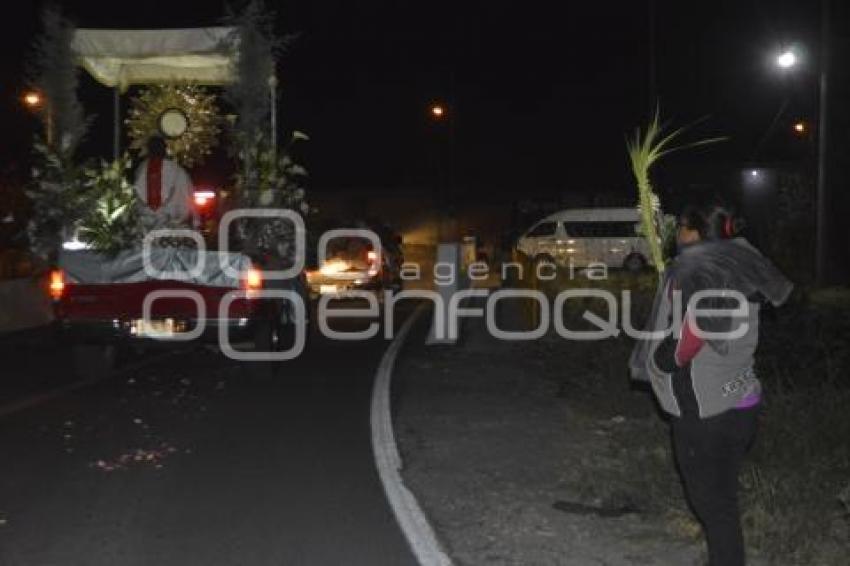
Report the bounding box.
[72,28,237,90]
[133,159,194,224]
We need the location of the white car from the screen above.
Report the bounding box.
[515,207,650,271]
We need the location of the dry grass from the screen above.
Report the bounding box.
[739,293,850,563]
[530,268,850,564]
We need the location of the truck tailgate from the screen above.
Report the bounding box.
[56,280,255,320]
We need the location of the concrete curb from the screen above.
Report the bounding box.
[370,305,454,566]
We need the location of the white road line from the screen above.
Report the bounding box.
[370,305,454,566]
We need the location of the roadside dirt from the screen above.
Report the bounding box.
[394,314,773,566]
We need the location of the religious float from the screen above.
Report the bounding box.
[26,3,309,377]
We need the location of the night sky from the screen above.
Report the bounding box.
[0,1,830,199]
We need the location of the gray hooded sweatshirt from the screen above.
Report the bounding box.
[629,238,793,418]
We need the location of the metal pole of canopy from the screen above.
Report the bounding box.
[113,87,120,160]
[45,102,54,148]
[269,74,278,156]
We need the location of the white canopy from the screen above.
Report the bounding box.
[72,27,237,90]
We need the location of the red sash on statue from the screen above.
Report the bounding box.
[147,157,164,210]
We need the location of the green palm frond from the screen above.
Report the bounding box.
[626,109,726,278]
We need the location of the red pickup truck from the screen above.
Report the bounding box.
[50,248,308,379]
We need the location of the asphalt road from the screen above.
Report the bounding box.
[0,311,418,566]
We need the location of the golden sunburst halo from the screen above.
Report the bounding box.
[126,85,221,168]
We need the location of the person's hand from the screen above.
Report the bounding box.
[653,334,679,373]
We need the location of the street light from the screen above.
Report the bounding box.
[23,91,42,108]
[771,26,830,285]
[23,90,54,145]
[775,49,798,69]
[428,102,452,240]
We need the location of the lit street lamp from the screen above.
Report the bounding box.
[23,91,42,108]
[428,102,454,240]
[775,50,798,69]
[773,4,830,285]
[22,90,53,145]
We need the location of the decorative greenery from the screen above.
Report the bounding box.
[25,6,90,259]
[27,5,87,152]
[224,0,283,149]
[77,156,142,255]
[235,131,309,210]
[626,109,724,277]
[233,131,310,258]
[126,84,221,168]
[27,147,144,258]
[223,1,308,262]
[25,141,91,259]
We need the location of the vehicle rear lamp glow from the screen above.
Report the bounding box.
[193,189,216,207]
[367,250,379,277]
[49,269,65,301]
[243,267,263,291]
[320,259,348,276]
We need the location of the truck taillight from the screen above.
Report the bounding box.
[242,267,263,292]
[49,269,65,301]
[193,189,216,208]
[367,250,379,277]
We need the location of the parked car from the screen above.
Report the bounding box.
[515,207,650,271]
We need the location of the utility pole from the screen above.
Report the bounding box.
[816,0,830,285]
[648,0,657,114]
[113,88,120,160]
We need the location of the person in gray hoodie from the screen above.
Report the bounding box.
[630,204,793,566]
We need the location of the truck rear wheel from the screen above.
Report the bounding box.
[72,344,116,380]
[247,320,282,379]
